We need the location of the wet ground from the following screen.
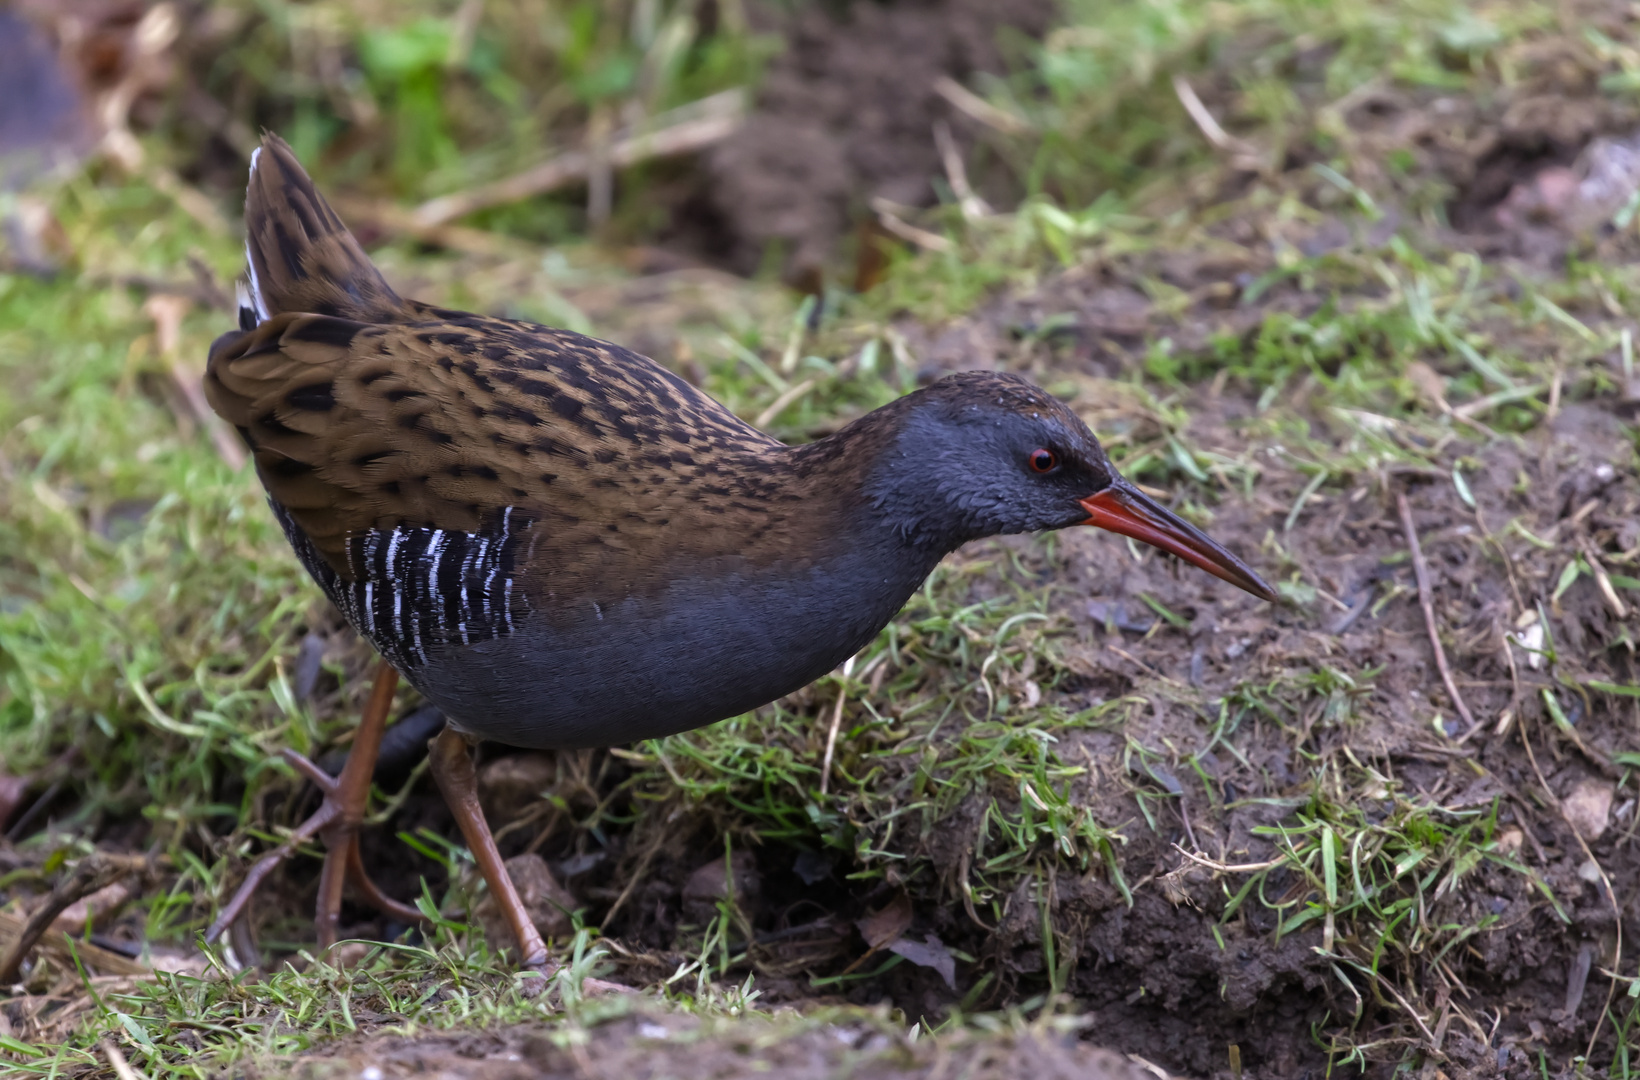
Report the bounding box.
[272,1009,1176,1080]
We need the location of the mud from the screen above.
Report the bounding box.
[698,0,1054,282]
[872,211,1640,1076]
[1015,403,1638,1079]
[270,1008,1174,1080]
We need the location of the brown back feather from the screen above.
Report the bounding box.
[209,134,877,596]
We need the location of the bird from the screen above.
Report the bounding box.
[202,134,1276,972]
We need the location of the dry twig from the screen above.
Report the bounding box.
[1171,845,1284,874]
[754,379,816,430]
[932,76,1034,136]
[819,687,848,797]
[144,294,246,469]
[1397,494,1476,731]
[95,4,227,234]
[411,90,746,228]
[869,198,952,253]
[0,854,147,984]
[102,1040,151,1080]
[1580,543,1629,619]
[932,120,990,221]
[326,194,537,258]
[1171,75,1263,170]
[819,655,857,796]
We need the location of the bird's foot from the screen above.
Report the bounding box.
[205,665,420,958]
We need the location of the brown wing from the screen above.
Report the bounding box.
[204,311,781,580]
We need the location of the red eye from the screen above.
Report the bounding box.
[1029,448,1058,473]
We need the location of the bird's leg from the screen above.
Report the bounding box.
[345,841,426,925]
[207,662,422,953]
[313,662,399,950]
[275,750,424,926]
[426,724,550,969]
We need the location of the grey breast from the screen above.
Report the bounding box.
[409,545,940,750]
[273,497,941,751]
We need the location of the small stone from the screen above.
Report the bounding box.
[474,853,577,944]
[1563,779,1614,841]
[682,850,762,924]
[478,752,557,821]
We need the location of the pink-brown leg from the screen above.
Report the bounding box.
[208,663,422,951]
[426,724,550,967]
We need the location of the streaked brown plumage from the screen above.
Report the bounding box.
[203,134,1274,969]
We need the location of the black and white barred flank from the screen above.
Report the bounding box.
[272,500,531,671]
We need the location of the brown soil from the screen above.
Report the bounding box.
[1022,403,1635,1080]
[694,0,1053,281]
[271,1008,1173,1080]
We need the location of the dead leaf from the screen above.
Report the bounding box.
[0,773,29,830]
[855,891,912,951]
[887,932,957,990]
[49,880,130,933]
[142,292,189,356]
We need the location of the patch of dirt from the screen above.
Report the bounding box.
[1021,412,1637,1078]
[864,189,1639,1074]
[695,0,1054,282]
[264,1008,1177,1080]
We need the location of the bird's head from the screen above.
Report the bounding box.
[859,371,1275,601]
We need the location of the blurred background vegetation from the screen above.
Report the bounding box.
[4,0,1530,276]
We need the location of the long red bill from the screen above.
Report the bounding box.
[1080,480,1277,602]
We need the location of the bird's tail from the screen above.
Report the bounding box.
[237,133,406,327]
